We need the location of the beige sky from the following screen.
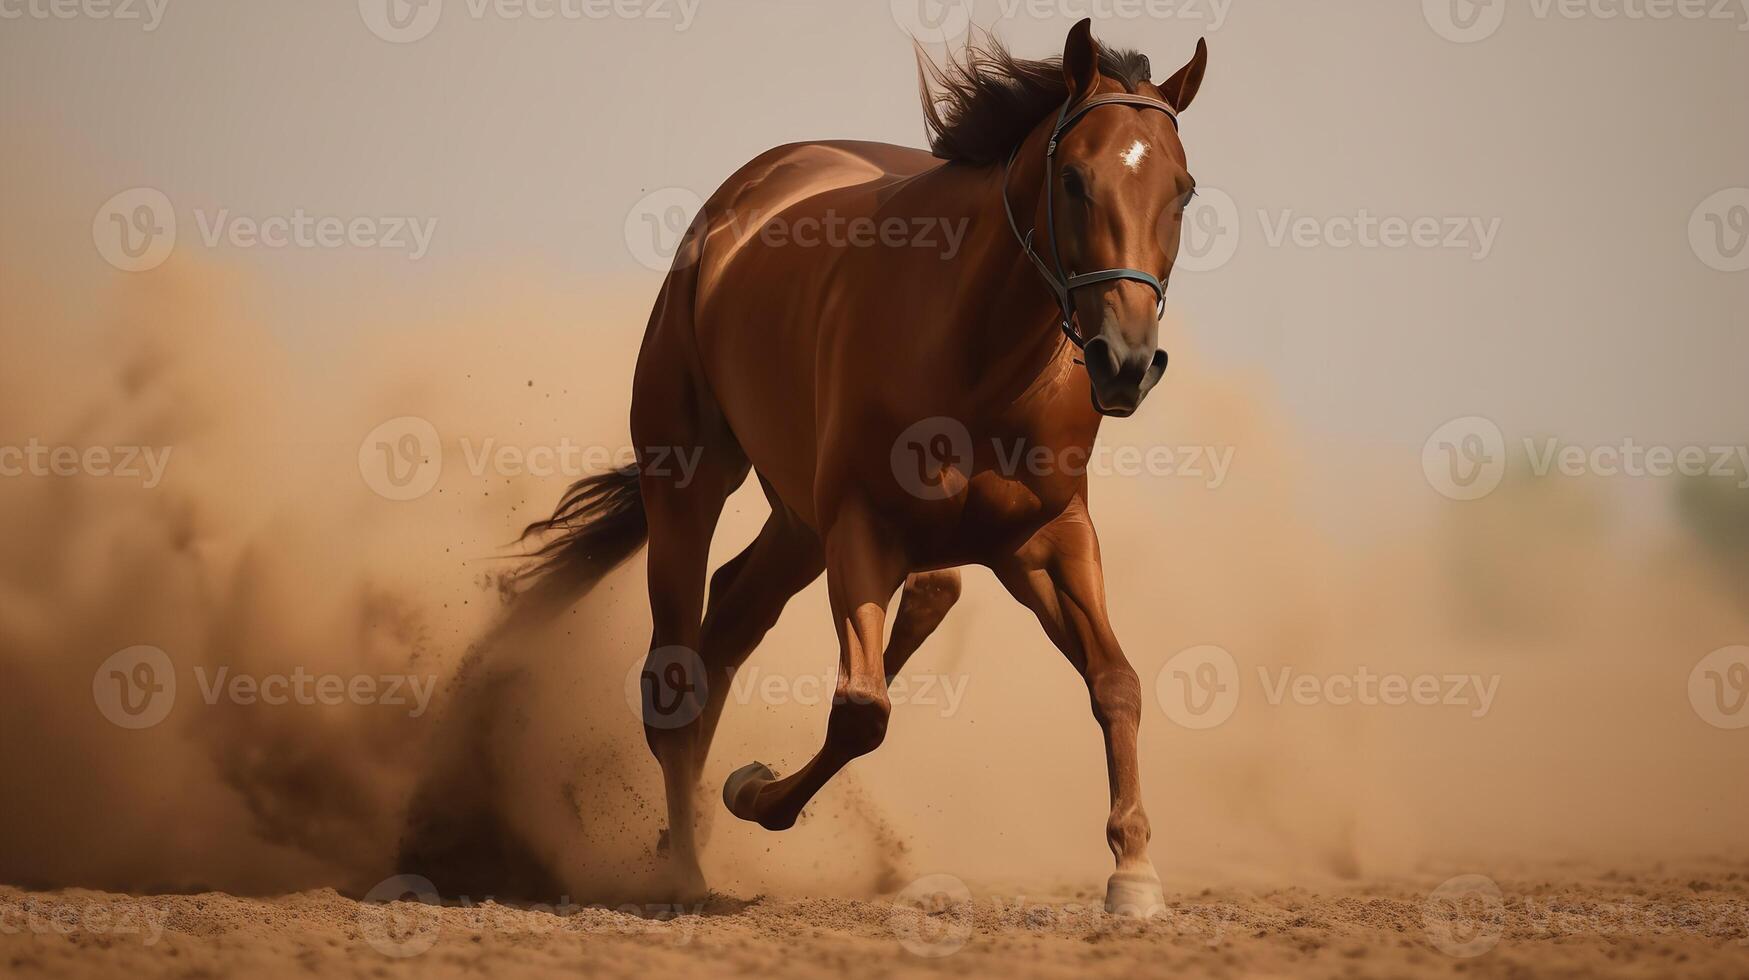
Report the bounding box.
[3,0,1746,451]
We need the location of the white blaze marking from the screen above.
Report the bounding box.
[1121,140,1148,172]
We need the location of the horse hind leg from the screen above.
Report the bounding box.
[629,267,749,902]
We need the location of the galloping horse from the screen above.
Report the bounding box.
[522,20,1208,916]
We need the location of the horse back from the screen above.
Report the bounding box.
[685,140,945,523]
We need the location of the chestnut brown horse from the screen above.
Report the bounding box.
[521,20,1208,916]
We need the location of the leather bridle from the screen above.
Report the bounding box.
[1002,93,1180,351]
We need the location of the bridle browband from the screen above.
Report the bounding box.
[1002,92,1180,351]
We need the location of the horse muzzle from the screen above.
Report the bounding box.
[1082,336,1168,418]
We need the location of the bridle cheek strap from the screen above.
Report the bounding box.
[1002,93,1179,351]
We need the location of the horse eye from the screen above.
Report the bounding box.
[1062,168,1087,199]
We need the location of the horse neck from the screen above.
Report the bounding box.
[916,124,1103,440]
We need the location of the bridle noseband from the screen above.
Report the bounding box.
[1002,93,1180,351]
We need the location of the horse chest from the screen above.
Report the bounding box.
[886,465,1082,567]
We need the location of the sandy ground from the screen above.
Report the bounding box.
[4,862,1746,979]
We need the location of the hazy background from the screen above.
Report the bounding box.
[1,0,1745,900]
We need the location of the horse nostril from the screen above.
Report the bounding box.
[1082,337,1121,384]
[1138,349,1169,398]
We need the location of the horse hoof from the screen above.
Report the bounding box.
[670,868,709,907]
[1104,869,1166,918]
[722,761,774,821]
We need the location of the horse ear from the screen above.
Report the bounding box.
[1061,18,1101,103]
[1158,38,1209,112]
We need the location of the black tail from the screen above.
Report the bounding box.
[513,464,648,607]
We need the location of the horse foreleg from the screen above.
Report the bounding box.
[993,499,1163,918]
[723,502,907,831]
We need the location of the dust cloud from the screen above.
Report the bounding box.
[0,257,1743,905]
